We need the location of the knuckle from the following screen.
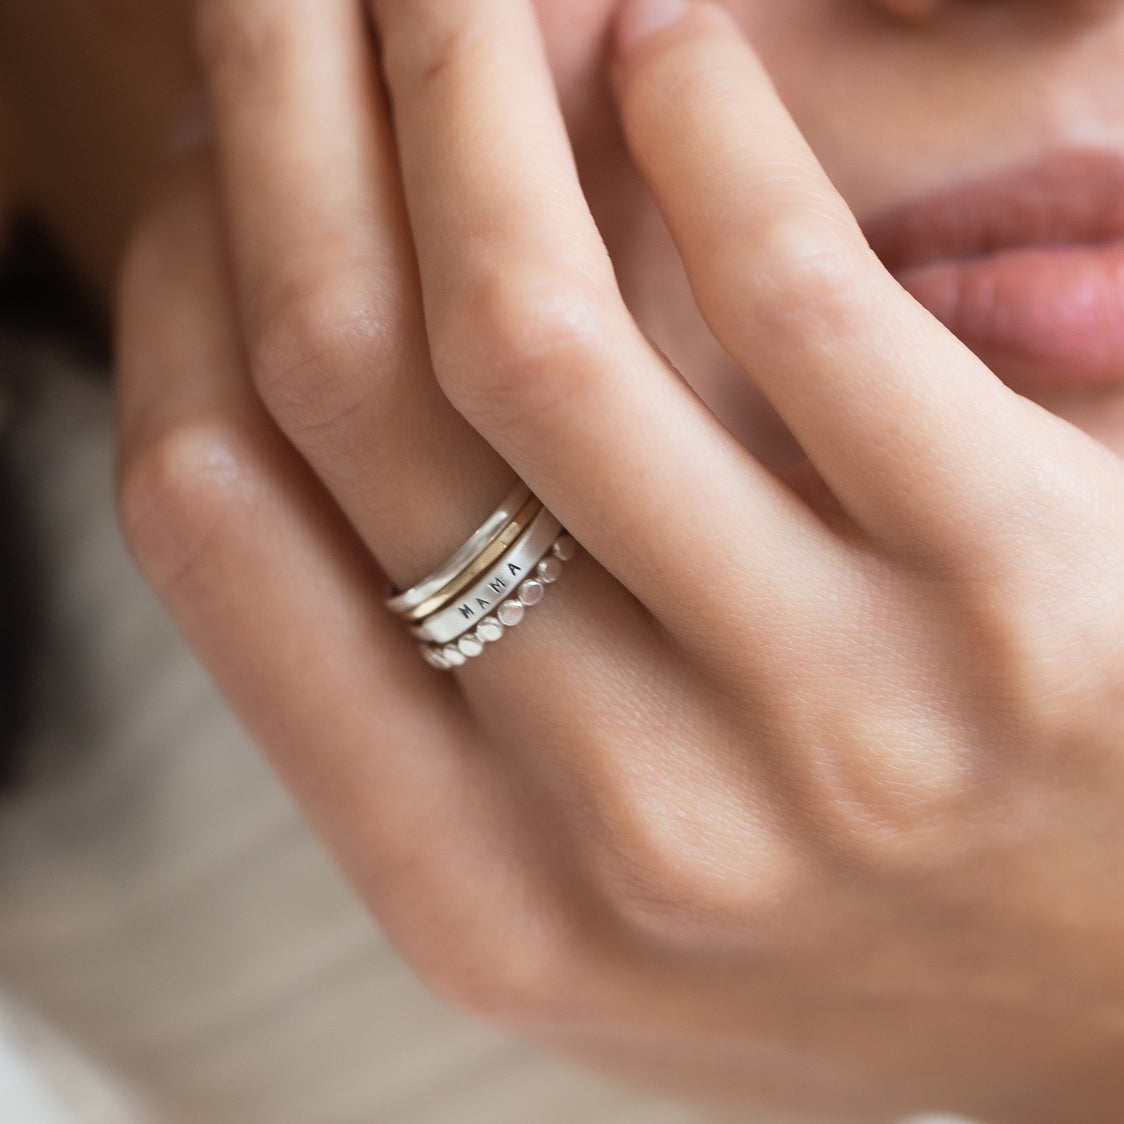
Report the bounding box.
[117,415,255,599]
[410,907,595,1029]
[755,654,988,879]
[436,265,612,430]
[798,741,984,880]
[919,491,1124,749]
[954,564,1124,752]
[713,212,874,351]
[943,444,1119,580]
[249,277,398,439]
[583,766,801,946]
[885,459,1124,759]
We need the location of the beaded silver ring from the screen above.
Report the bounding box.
[419,534,577,671]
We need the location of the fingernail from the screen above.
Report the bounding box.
[616,0,688,53]
[163,91,212,159]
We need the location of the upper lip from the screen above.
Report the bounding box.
[860,148,1124,273]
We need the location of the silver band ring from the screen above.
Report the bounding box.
[397,495,543,624]
[410,505,563,645]
[420,533,577,670]
[386,480,532,614]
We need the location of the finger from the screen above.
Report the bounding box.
[612,0,1081,556]
[370,0,847,640]
[114,160,544,966]
[196,0,513,589]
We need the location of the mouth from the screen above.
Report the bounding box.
[861,149,1124,396]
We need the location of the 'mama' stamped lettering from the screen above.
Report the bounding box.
[460,562,525,620]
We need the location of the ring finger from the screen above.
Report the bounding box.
[196,0,514,587]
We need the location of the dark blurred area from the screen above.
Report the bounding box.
[0,219,107,359]
[0,217,105,789]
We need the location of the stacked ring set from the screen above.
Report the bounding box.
[386,483,577,670]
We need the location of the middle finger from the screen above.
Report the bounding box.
[370,0,846,640]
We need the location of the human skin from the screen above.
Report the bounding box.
[6,0,1124,442]
[11,0,1124,1120]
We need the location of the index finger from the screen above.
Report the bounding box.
[613,0,1093,558]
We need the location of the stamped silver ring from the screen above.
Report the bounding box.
[386,481,532,615]
[384,479,577,670]
[419,533,578,671]
[409,505,563,645]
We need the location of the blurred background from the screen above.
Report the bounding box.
[0,214,743,1124]
[0,12,987,1110]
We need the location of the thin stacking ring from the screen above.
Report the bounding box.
[398,494,543,624]
[419,532,577,671]
[410,505,563,645]
[386,481,532,614]
[385,480,578,669]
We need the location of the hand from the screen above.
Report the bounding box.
[115,1,1124,1120]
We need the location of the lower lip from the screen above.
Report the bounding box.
[894,241,1124,393]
